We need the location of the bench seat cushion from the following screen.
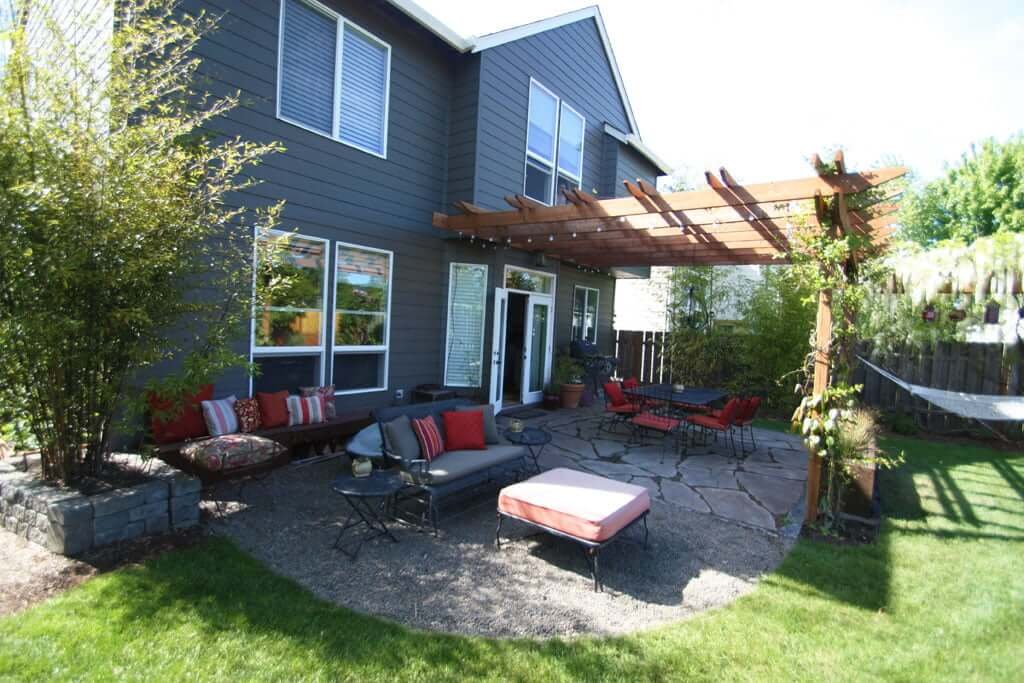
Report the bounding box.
[498,468,650,543]
[180,434,286,472]
[414,445,526,484]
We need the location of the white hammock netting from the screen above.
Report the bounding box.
[859,357,1024,422]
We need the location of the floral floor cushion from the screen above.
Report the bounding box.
[181,434,286,472]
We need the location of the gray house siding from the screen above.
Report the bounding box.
[472,18,632,210]
[184,0,457,412]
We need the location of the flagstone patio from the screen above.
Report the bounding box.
[512,406,808,534]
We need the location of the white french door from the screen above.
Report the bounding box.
[489,288,509,413]
[521,294,554,405]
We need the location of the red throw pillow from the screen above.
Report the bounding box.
[148,384,213,444]
[256,390,289,428]
[411,416,444,462]
[442,410,485,451]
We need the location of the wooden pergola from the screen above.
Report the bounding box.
[433,151,907,520]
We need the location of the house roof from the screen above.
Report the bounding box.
[385,2,658,165]
[604,124,673,176]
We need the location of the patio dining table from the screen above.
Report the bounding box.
[623,384,726,410]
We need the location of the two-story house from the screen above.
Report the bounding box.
[165,1,670,414]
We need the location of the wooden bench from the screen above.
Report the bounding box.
[155,410,373,484]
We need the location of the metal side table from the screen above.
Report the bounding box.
[503,427,551,473]
[330,470,403,560]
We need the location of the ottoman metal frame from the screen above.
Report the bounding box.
[495,508,649,592]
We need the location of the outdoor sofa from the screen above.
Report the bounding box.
[373,399,530,532]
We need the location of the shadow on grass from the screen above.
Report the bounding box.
[77,537,665,681]
[771,435,1024,613]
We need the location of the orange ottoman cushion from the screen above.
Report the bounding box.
[498,468,650,543]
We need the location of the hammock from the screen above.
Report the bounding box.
[858,356,1024,423]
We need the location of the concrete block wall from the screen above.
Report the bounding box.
[0,454,200,556]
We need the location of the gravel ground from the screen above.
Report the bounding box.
[210,458,792,638]
[0,527,94,616]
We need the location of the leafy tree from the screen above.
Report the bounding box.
[0,1,281,482]
[900,136,1024,245]
[737,267,816,411]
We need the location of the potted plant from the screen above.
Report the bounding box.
[542,383,561,410]
[554,355,586,409]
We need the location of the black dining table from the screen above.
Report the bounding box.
[623,384,726,409]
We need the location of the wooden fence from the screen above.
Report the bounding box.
[614,330,672,384]
[852,341,1022,430]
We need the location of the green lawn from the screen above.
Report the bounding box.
[1,437,1022,682]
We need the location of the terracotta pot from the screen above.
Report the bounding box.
[560,382,585,409]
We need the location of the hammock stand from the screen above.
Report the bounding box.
[858,356,1024,442]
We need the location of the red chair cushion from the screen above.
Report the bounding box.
[441,410,486,451]
[604,381,628,407]
[686,414,729,431]
[719,398,743,425]
[148,384,213,444]
[256,390,290,429]
[622,377,640,390]
[411,416,445,462]
[608,404,638,415]
[631,413,681,432]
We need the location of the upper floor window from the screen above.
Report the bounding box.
[524,79,586,205]
[277,0,391,158]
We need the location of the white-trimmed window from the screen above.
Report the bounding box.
[252,231,329,393]
[444,263,488,387]
[524,79,586,205]
[333,243,392,394]
[277,0,391,157]
[572,285,600,345]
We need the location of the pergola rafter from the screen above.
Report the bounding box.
[433,151,908,523]
[433,159,905,270]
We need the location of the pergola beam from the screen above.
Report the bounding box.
[434,167,906,232]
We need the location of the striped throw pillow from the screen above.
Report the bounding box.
[286,394,326,426]
[410,416,444,462]
[201,396,238,437]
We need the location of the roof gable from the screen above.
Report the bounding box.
[469,7,639,136]
[384,3,640,137]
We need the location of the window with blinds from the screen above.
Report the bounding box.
[278,0,391,157]
[445,263,488,387]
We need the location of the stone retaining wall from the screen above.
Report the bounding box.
[0,454,200,556]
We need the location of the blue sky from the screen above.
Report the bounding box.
[421,0,1024,187]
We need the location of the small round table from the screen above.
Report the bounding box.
[330,470,404,560]
[503,427,551,473]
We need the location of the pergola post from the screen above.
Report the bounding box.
[805,288,833,522]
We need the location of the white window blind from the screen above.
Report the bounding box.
[445,264,488,387]
[278,0,390,157]
[279,0,336,136]
[339,25,389,156]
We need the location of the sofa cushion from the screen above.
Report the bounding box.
[234,398,261,433]
[201,396,238,436]
[415,445,526,485]
[257,391,289,428]
[148,384,213,444]
[442,410,485,450]
[411,415,444,462]
[382,415,421,463]
[286,394,326,426]
[180,434,285,472]
[300,385,336,419]
[455,404,500,444]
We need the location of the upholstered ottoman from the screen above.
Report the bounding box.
[496,467,650,591]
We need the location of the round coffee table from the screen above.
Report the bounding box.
[330,470,404,560]
[503,427,551,473]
